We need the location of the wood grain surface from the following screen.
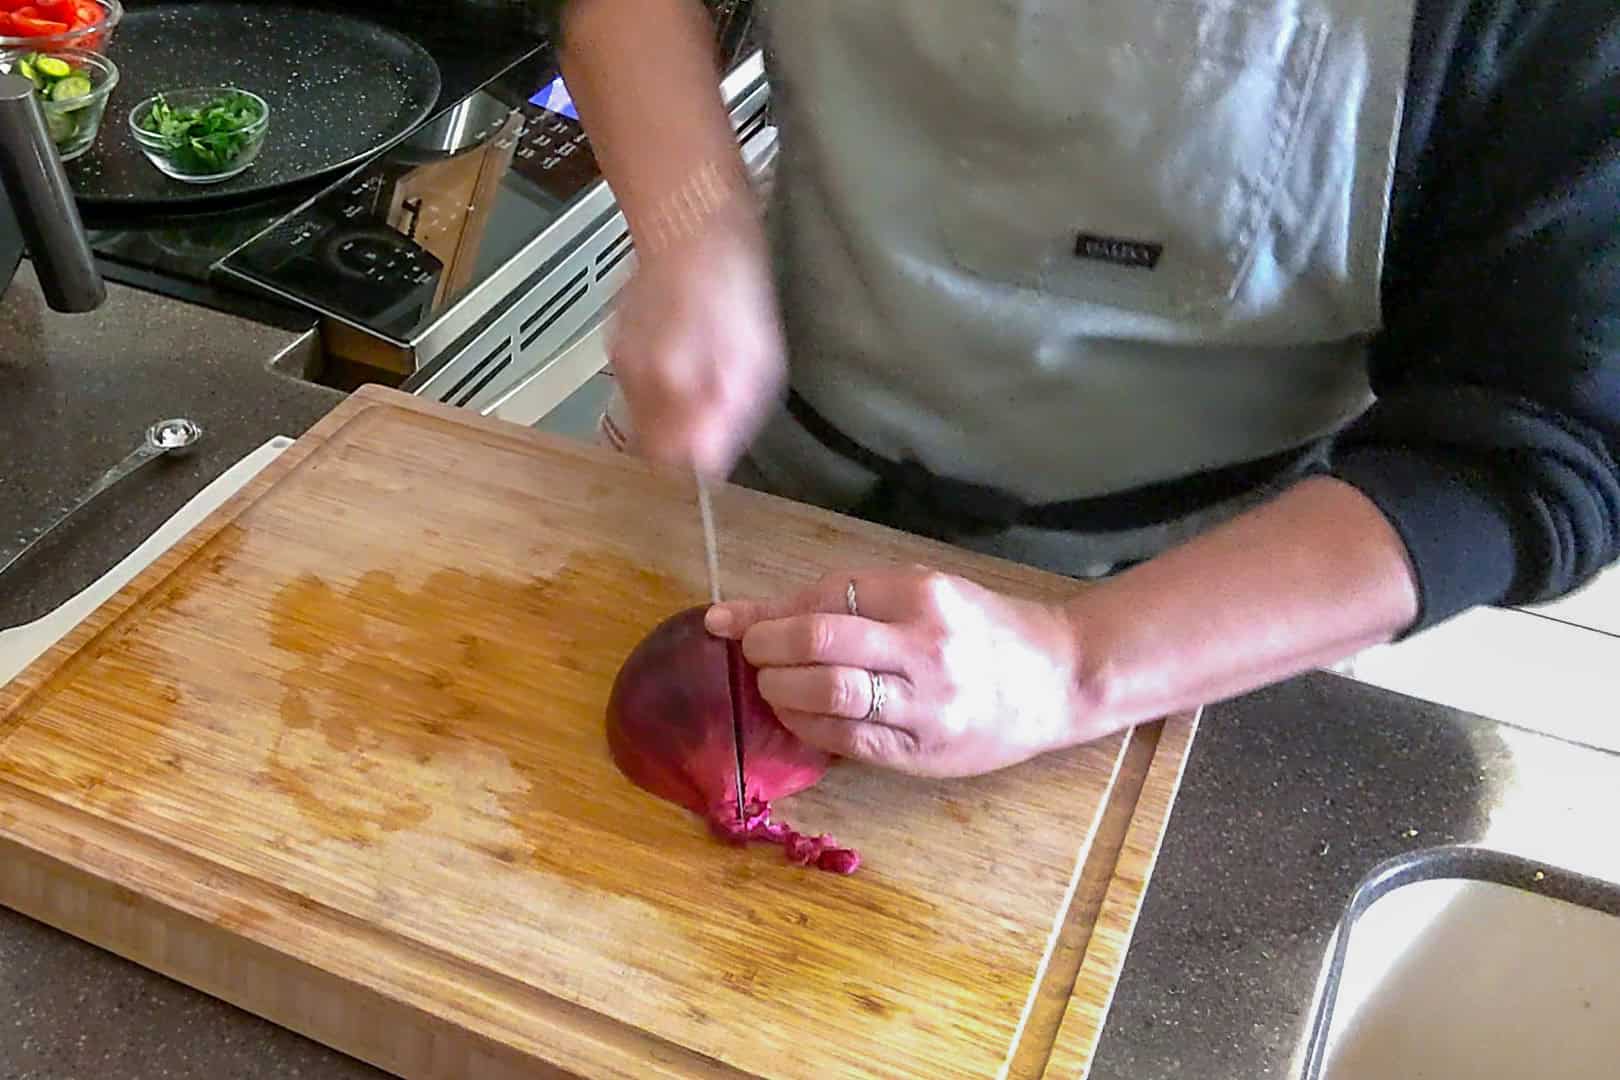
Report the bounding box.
[0,387,1196,1079]
[1042,714,1201,1079]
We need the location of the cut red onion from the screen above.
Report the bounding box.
[709,796,861,875]
[606,606,860,874]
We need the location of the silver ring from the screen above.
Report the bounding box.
[863,670,886,722]
[845,579,859,618]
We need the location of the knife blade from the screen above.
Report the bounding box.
[697,473,748,824]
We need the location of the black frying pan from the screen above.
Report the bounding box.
[67,2,441,211]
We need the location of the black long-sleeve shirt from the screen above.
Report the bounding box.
[1333,0,1620,633]
[550,0,1620,633]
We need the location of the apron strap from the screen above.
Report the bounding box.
[785,390,1329,537]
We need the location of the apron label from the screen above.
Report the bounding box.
[1073,232,1164,270]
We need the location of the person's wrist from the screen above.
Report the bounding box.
[634,158,762,263]
[1051,591,1133,748]
[632,188,771,305]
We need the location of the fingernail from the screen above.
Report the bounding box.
[705,606,735,636]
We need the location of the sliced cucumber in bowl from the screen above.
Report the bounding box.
[43,109,77,142]
[52,73,92,101]
[1,47,118,161]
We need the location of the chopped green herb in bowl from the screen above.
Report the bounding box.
[129,85,269,183]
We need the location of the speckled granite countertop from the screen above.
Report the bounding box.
[0,262,342,629]
[0,262,376,1078]
[1089,675,1620,1080]
[3,264,1617,1078]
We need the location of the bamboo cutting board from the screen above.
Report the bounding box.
[0,387,1196,1080]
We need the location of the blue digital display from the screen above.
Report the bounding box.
[529,75,579,121]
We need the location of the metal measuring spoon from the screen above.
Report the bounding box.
[0,418,204,582]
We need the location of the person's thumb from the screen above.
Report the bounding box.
[703,587,815,640]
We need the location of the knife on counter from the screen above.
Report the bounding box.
[697,473,748,824]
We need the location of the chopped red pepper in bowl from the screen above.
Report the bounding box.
[0,0,120,55]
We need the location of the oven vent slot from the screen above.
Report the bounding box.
[736,103,769,146]
[446,339,513,406]
[454,354,513,407]
[520,267,590,337]
[453,354,508,409]
[594,228,634,282]
[520,278,590,354]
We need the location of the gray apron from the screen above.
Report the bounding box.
[738,0,1418,576]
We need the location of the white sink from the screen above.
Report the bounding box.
[1304,848,1620,1080]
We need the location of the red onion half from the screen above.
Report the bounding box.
[605,606,860,874]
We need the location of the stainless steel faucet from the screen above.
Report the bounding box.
[0,71,104,313]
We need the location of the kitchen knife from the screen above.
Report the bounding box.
[697,473,748,823]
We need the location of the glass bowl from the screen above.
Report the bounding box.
[128,85,270,184]
[0,0,122,56]
[0,46,118,162]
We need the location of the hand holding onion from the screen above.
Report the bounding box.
[604,568,1099,874]
[704,568,1096,779]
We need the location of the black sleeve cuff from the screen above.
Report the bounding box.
[1331,447,1521,639]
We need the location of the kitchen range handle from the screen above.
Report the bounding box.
[0,72,104,313]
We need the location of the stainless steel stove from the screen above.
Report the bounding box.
[79,1,771,419]
[218,50,772,413]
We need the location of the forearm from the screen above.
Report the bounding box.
[559,0,755,249]
[1071,476,1420,731]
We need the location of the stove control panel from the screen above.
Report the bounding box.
[219,70,607,344]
